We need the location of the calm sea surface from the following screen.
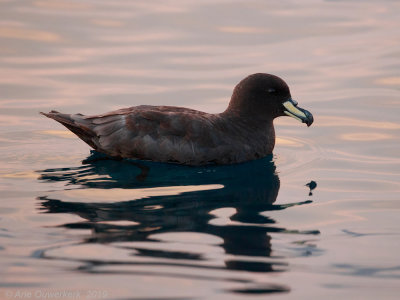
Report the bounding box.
[1,1,400,299]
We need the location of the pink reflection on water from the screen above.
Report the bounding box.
[0,26,61,42]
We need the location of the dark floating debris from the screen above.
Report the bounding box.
[305,180,317,196]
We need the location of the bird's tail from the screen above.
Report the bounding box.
[40,111,98,149]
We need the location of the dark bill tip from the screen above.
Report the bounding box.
[303,109,314,127]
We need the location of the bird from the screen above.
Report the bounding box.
[41,73,313,165]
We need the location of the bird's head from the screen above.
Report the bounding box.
[226,73,313,126]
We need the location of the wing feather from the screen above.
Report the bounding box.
[43,105,224,164]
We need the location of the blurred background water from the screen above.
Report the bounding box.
[1,0,400,299]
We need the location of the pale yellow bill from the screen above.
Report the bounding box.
[283,101,307,120]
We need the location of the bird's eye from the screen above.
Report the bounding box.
[268,88,276,93]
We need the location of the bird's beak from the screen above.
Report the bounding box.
[282,99,314,127]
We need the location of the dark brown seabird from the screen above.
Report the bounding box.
[41,73,313,165]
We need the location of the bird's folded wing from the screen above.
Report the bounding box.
[82,107,218,163]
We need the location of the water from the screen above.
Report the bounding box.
[1,0,400,299]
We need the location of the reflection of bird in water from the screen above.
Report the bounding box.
[40,73,313,165]
[37,155,318,295]
[305,180,317,196]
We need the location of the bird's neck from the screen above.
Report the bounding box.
[219,109,274,129]
[218,110,276,155]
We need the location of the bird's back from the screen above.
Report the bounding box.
[42,105,239,165]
